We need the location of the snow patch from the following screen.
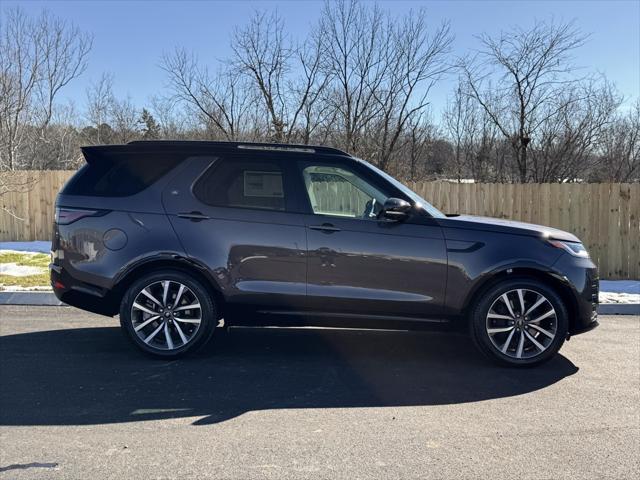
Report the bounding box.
[599,292,640,304]
[0,285,51,292]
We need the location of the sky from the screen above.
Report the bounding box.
[2,0,639,120]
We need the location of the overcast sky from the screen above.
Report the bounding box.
[3,0,639,119]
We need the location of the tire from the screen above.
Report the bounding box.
[469,278,568,367]
[119,270,217,358]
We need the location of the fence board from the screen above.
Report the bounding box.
[630,184,640,279]
[0,171,638,279]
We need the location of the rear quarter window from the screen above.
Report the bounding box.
[62,157,179,197]
[193,159,286,211]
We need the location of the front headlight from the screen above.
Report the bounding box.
[548,240,590,258]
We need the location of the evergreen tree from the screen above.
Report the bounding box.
[139,108,161,139]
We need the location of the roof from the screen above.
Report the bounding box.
[127,140,349,156]
[80,140,351,164]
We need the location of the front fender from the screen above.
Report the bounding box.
[442,229,563,317]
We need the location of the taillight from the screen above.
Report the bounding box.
[55,207,104,225]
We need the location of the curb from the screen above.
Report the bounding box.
[1,291,638,315]
[597,303,640,315]
[0,292,63,306]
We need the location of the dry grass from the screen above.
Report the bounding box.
[0,252,50,267]
[0,273,50,287]
[0,252,50,288]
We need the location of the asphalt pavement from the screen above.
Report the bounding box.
[0,306,638,479]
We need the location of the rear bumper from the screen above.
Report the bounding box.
[50,264,116,316]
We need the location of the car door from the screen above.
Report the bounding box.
[297,159,447,326]
[162,154,307,323]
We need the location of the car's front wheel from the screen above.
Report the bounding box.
[470,278,568,367]
[120,270,216,358]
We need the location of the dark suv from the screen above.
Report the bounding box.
[50,141,599,366]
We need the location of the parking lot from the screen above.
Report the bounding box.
[0,306,638,479]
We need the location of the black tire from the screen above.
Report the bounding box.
[469,278,568,367]
[120,270,216,359]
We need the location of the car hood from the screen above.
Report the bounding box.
[439,214,580,242]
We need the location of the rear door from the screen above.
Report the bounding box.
[296,159,447,325]
[162,154,307,323]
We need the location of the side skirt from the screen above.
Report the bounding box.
[227,309,454,332]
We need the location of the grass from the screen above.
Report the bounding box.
[0,273,50,288]
[0,252,51,288]
[0,252,50,268]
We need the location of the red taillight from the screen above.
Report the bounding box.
[55,207,100,225]
[53,280,65,290]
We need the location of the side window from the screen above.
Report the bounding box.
[62,157,181,197]
[302,165,389,219]
[194,159,286,211]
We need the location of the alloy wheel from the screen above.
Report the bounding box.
[485,288,557,360]
[130,280,202,351]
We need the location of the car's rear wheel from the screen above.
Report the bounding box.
[120,271,216,358]
[470,278,568,367]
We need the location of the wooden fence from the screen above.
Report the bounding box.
[407,181,640,280]
[1,171,638,279]
[1,171,71,244]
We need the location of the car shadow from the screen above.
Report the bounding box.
[0,326,578,426]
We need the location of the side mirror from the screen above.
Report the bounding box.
[381,197,411,220]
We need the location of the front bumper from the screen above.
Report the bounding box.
[570,315,599,336]
[551,253,599,336]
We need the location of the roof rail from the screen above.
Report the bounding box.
[237,144,315,154]
[127,140,351,157]
[126,140,350,156]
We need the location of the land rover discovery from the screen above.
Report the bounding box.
[50,141,599,366]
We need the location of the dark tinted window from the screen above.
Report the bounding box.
[194,159,286,211]
[62,157,180,197]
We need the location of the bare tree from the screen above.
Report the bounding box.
[2,4,637,185]
[460,20,587,182]
[443,83,471,181]
[444,80,501,182]
[231,11,289,141]
[318,0,452,169]
[230,10,330,143]
[161,48,253,140]
[149,95,188,138]
[595,100,640,182]
[370,12,452,171]
[110,96,140,143]
[287,32,331,144]
[26,101,82,169]
[84,73,115,144]
[403,113,438,181]
[531,78,621,182]
[318,0,389,154]
[0,7,91,171]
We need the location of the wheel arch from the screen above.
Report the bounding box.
[462,267,578,332]
[108,256,226,318]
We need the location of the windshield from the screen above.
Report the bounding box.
[356,158,446,218]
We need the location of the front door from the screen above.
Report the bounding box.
[297,161,447,325]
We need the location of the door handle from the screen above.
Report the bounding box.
[309,223,341,233]
[177,211,210,221]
